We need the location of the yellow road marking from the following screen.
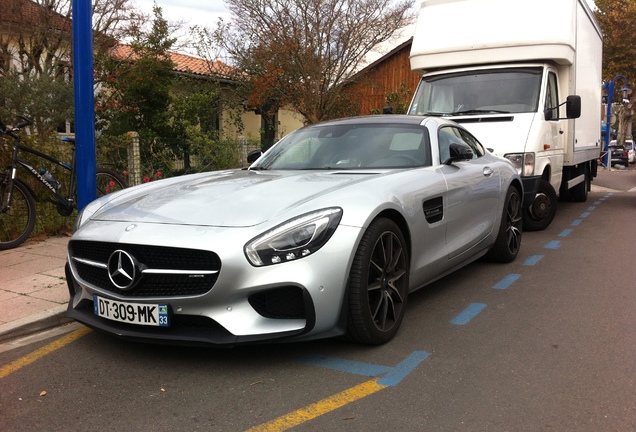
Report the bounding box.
[0,327,91,379]
[246,378,387,432]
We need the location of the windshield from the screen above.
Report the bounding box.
[409,67,543,116]
[251,123,431,170]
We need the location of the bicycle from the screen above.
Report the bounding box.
[0,115,127,250]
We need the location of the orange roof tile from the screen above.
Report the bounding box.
[110,44,234,80]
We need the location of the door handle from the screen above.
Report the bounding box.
[483,167,494,177]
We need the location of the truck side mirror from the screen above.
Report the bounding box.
[566,95,581,119]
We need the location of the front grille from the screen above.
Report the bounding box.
[248,286,306,319]
[70,240,221,297]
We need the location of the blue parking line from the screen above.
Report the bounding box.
[594,201,602,205]
[559,229,572,237]
[587,206,596,211]
[298,355,391,377]
[523,255,543,266]
[298,351,431,387]
[450,303,487,325]
[571,219,583,226]
[377,351,431,386]
[545,240,561,249]
[493,273,521,289]
[580,212,591,218]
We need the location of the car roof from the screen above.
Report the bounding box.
[304,114,459,129]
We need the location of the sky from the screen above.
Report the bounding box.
[134,0,598,55]
[136,0,598,27]
[134,0,231,29]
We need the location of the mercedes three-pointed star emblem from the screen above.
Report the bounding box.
[107,250,138,290]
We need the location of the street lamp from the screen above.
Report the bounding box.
[602,75,631,170]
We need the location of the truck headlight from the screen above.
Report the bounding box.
[245,207,342,266]
[504,153,535,176]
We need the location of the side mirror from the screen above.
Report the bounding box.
[566,95,581,119]
[445,143,473,164]
[544,95,581,120]
[247,149,263,163]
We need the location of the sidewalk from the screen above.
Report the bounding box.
[0,236,72,342]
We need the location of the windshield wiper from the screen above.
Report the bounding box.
[449,109,510,115]
[248,166,268,171]
[422,111,450,117]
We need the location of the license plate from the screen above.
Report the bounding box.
[94,295,169,327]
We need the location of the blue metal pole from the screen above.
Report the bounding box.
[72,0,97,209]
[604,80,614,170]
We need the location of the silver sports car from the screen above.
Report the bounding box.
[66,115,523,346]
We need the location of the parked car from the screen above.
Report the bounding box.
[609,144,629,167]
[625,141,635,164]
[66,115,523,346]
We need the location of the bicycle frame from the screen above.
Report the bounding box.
[6,136,77,213]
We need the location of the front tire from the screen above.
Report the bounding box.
[485,185,522,263]
[346,218,409,345]
[523,179,557,231]
[0,178,37,250]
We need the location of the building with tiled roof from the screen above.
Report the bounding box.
[1,1,304,145]
[110,44,234,80]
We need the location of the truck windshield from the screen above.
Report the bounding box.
[409,67,543,116]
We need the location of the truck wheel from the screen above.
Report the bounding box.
[522,179,557,231]
[571,163,589,202]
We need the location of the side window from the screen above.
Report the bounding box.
[458,129,485,157]
[438,126,481,163]
[545,72,559,120]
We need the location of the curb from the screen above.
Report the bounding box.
[0,305,73,343]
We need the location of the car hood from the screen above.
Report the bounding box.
[90,169,386,227]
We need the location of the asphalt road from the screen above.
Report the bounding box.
[1,166,635,432]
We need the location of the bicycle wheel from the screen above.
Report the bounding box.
[0,178,37,250]
[96,168,127,197]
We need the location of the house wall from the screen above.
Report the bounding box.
[277,108,305,138]
[221,107,305,143]
[345,42,422,116]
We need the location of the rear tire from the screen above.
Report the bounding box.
[485,185,522,263]
[571,163,589,202]
[522,179,556,231]
[96,168,127,197]
[0,178,37,250]
[346,218,409,345]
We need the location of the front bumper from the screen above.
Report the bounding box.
[520,175,541,208]
[65,221,362,346]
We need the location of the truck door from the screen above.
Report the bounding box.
[437,126,500,260]
[544,71,565,184]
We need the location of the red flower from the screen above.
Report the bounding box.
[143,176,150,183]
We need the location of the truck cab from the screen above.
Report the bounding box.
[408,0,602,230]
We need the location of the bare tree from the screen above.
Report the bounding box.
[208,0,415,125]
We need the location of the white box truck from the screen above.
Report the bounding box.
[408,0,603,230]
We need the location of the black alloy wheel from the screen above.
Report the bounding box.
[346,218,409,345]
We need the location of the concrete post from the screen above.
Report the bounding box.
[127,132,141,186]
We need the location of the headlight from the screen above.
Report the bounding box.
[504,152,535,176]
[73,208,85,232]
[73,202,100,232]
[244,207,343,266]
